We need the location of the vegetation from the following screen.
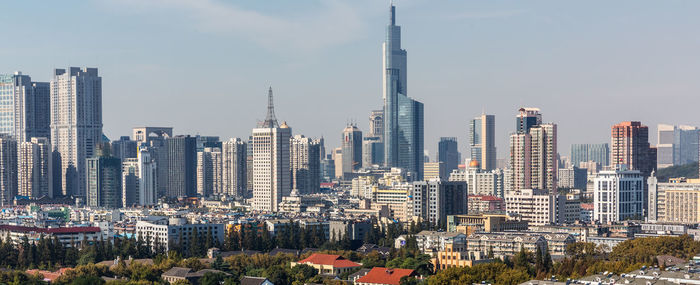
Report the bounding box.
[656,162,698,181]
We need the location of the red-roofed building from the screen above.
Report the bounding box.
[0,225,103,248]
[26,268,72,283]
[468,195,505,214]
[355,267,416,285]
[291,253,361,276]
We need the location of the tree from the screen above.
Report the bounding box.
[289,264,318,284]
[200,272,228,285]
[264,265,289,285]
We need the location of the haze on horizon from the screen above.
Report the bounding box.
[2,0,700,161]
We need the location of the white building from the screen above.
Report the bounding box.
[252,88,291,212]
[138,147,157,206]
[593,168,644,223]
[221,138,247,198]
[290,135,321,194]
[197,147,222,197]
[18,137,51,198]
[449,160,504,198]
[135,217,224,252]
[50,67,102,197]
[505,188,564,226]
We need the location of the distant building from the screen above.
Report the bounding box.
[369,110,384,138]
[18,137,51,198]
[450,160,504,198]
[50,67,102,197]
[132,127,172,145]
[557,166,587,190]
[648,176,700,224]
[570,143,609,168]
[593,167,644,223]
[252,88,291,212]
[468,195,505,214]
[438,137,460,174]
[341,124,362,175]
[505,189,565,226]
[135,217,224,253]
[0,72,50,143]
[137,147,157,206]
[470,114,496,171]
[355,267,416,285]
[410,180,468,225]
[121,158,139,207]
[423,162,447,180]
[86,146,122,208]
[221,138,247,198]
[611,121,656,176]
[656,124,698,168]
[166,135,197,198]
[0,135,17,206]
[290,135,321,194]
[196,147,222,197]
[110,136,137,162]
[291,253,361,276]
[362,136,384,168]
[509,108,558,192]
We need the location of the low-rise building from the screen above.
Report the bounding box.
[355,267,416,285]
[0,225,103,248]
[505,189,565,226]
[446,214,528,235]
[291,253,361,276]
[466,232,546,260]
[468,195,505,214]
[134,217,224,253]
[396,231,466,256]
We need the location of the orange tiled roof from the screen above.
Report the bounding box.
[355,267,415,285]
[297,253,361,268]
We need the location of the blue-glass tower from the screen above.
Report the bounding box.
[383,4,424,180]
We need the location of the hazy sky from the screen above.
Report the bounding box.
[3,0,700,161]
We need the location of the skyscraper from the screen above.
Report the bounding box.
[221,138,247,198]
[165,135,197,198]
[509,108,557,192]
[470,114,496,171]
[362,136,384,168]
[0,135,17,206]
[438,137,459,174]
[290,135,321,194]
[132,127,173,145]
[383,4,424,180]
[252,88,291,212]
[122,158,139,207]
[197,147,222,197]
[341,124,362,175]
[0,72,50,142]
[656,124,698,168]
[111,136,138,162]
[570,143,609,168]
[137,146,157,206]
[611,121,656,176]
[86,146,122,208]
[50,67,102,197]
[18,137,51,198]
[369,110,384,138]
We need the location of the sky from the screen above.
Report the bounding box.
[3,0,700,161]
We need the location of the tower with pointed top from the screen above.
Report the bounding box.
[252,87,291,212]
[383,4,424,180]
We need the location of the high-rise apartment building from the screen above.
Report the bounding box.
[341,124,362,175]
[122,158,139,207]
[252,88,291,212]
[470,114,496,171]
[505,189,565,226]
[165,135,197,198]
[410,180,468,226]
[656,124,698,168]
[290,135,321,194]
[383,4,424,180]
[611,121,656,176]
[0,135,17,206]
[509,108,557,193]
[137,147,157,206]
[570,143,609,168]
[18,137,51,198]
[0,72,50,143]
[593,168,644,223]
[221,138,247,198]
[50,67,102,197]
[438,137,459,174]
[86,146,122,208]
[197,147,222,197]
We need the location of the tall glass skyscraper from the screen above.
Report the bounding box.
[470,114,496,171]
[383,4,424,180]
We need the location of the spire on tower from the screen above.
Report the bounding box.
[259,86,279,128]
[390,3,396,26]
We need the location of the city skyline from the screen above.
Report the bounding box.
[3,1,700,161]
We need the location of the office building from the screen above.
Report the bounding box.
[111,136,138,162]
[132,127,173,145]
[424,162,448,180]
[290,135,321,194]
[221,138,247,198]
[656,124,699,168]
[122,158,139,207]
[362,136,384,167]
[0,135,17,206]
[570,143,610,168]
[0,72,50,143]
[86,146,122,208]
[321,154,335,183]
[252,88,291,212]
[196,147,222,197]
[410,180,468,225]
[369,110,384,138]
[449,161,504,198]
[383,4,424,180]
[18,137,51,198]
[333,147,343,179]
[557,166,587,190]
[516,108,542,134]
[50,67,102,197]
[505,189,565,226]
[611,121,656,176]
[438,137,460,174]
[648,176,700,224]
[470,114,496,171]
[137,147,157,206]
[166,135,197,198]
[196,135,221,152]
[341,124,362,175]
[593,167,644,223]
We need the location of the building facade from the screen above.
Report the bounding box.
[470,114,496,171]
[656,124,698,168]
[50,67,102,197]
[505,188,564,226]
[341,124,362,175]
[86,147,122,208]
[611,121,656,176]
[0,135,17,206]
[410,180,468,225]
[593,168,644,223]
[0,72,50,143]
[570,143,609,168]
[221,138,247,198]
[290,135,321,194]
[438,137,459,174]
[166,135,197,198]
[18,137,51,198]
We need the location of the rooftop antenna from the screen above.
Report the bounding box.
[259,86,279,128]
